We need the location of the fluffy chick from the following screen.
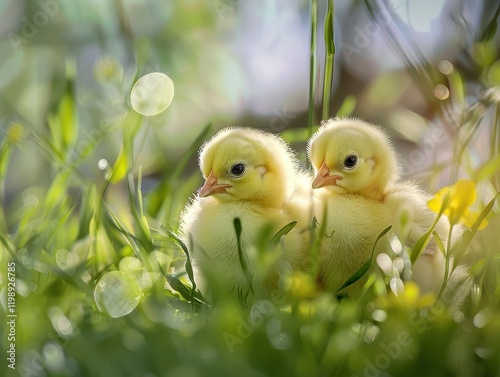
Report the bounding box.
[308,118,457,296]
[180,127,312,300]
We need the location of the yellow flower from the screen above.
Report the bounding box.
[376,281,435,309]
[428,179,488,229]
[286,271,318,299]
[6,123,24,145]
[93,55,123,83]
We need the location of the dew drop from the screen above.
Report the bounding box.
[389,235,403,254]
[97,159,108,170]
[376,253,392,274]
[390,277,405,297]
[372,309,387,323]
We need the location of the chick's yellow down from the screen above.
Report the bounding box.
[308,118,460,296]
[312,188,392,298]
[180,127,313,299]
[308,118,399,201]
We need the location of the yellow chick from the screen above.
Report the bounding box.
[180,127,313,301]
[308,118,456,297]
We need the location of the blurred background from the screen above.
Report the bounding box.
[1,1,500,376]
[1,0,499,200]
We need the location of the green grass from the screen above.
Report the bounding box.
[1,4,500,377]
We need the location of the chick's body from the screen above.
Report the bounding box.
[308,118,458,296]
[180,127,312,298]
[314,190,392,297]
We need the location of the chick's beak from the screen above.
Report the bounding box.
[199,171,232,197]
[312,161,343,189]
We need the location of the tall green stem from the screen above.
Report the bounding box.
[307,0,318,144]
[490,104,499,162]
[0,143,11,234]
[436,225,454,303]
[322,0,335,121]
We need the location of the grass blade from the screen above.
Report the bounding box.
[110,147,128,183]
[321,0,335,120]
[452,192,499,269]
[307,0,318,155]
[336,225,392,293]
[154,228,208,307]
[269,221,297,248]
[281,126,319,143]
[473,153,500,182]
[479,2,500,42]
[233,218,254,295]
[166,274,194,301]
[171,123,212,181]
[59,76,77,151]
[147,123,212,219]
[411,192,450,264]
[164,228,198,292]
[432,230,446,257]
[336,95,357,118]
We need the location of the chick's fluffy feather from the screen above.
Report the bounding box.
[308,118,400,200]
[308,118,465,296]
[199,127,297,206]
[180,127,312,298]
[314,189,392,297]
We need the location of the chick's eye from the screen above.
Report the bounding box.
[343,155,358,169]
[230,163,245,176]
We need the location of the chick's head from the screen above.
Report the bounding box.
[198,127,297,207]
[307,118,399,197]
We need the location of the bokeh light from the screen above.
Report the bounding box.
[130,72,175,116]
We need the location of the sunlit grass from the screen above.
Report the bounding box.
[1,3,500,377]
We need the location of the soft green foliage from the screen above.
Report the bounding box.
[1,77,499,377]
[1,4,500,377]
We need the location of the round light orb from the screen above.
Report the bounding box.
[130,72,174,116]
